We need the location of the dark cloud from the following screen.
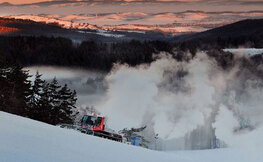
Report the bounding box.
[21,1,90,7]
[241,1,263,5]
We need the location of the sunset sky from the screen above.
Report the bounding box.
[1,0,262,28]
[1,0,263,5]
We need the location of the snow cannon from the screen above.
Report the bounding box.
[131,137,140,146]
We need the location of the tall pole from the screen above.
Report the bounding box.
[154,134,158,150]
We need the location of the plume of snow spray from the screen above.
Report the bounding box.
[95,51,263,150]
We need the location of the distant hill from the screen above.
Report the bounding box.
[175,19,263,49]
[0,17,168,42]
[0,2,13,7]
[1,17,263,48]
[0,19,18,33]
[0,17,117,42]
[189,19,263,38]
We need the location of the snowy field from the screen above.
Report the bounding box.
[1,111,262,162]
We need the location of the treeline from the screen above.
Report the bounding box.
[1,35,262,72]
[1,34,263,75]
[0,64,77,125]
[0,36,173,71]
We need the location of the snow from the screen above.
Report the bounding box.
[223,48,263,56]
[78,30,125,38]
[4,15,99,30]
[0,111,174,162]
[1,111,263,162]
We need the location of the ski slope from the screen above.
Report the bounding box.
[0,111,261,162]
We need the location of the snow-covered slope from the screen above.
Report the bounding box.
[0,111,176,162]
[0,111,262,162]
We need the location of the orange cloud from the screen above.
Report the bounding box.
[0,0,45,5]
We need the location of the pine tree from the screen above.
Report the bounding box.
[0,65,32,116]
[28,71,45,119]
[38,81,52,123]
[0,67,10,111]
[1,66,78,125]
[47,78,61,124]
[49,78,61,107]
[57,84,77,124]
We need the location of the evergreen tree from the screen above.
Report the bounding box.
[49,78,61,107]
[0,65,32,116]
[38,81,52,123]
[0,65,78,125]
[28,71,44,119]
[0,67,10,111]
[57,84,77,124]
[37,79,77,125]
[48,78,61,124]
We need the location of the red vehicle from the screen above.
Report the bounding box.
[60,114,122,142]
